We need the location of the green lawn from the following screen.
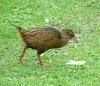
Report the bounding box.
[0,0,100,86]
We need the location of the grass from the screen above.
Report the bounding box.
[0,0,100,86]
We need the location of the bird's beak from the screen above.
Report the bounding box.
[73,37,78,43]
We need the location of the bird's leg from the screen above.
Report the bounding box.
[37,53,44,65]
[20,45,27,63]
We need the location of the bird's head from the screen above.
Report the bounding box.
[61,29,78,43]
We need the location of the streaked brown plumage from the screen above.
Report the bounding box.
[14,25,77,65]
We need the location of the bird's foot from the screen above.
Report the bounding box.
[39,62,49,66]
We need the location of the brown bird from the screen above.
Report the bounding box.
[14,25,78,65]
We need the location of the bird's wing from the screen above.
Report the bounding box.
[20,27,61,48]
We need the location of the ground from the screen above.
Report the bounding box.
[0,0,100,86]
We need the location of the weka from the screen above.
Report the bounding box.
[14,25,78,65]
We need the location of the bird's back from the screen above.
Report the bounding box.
[20,27,61,50]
